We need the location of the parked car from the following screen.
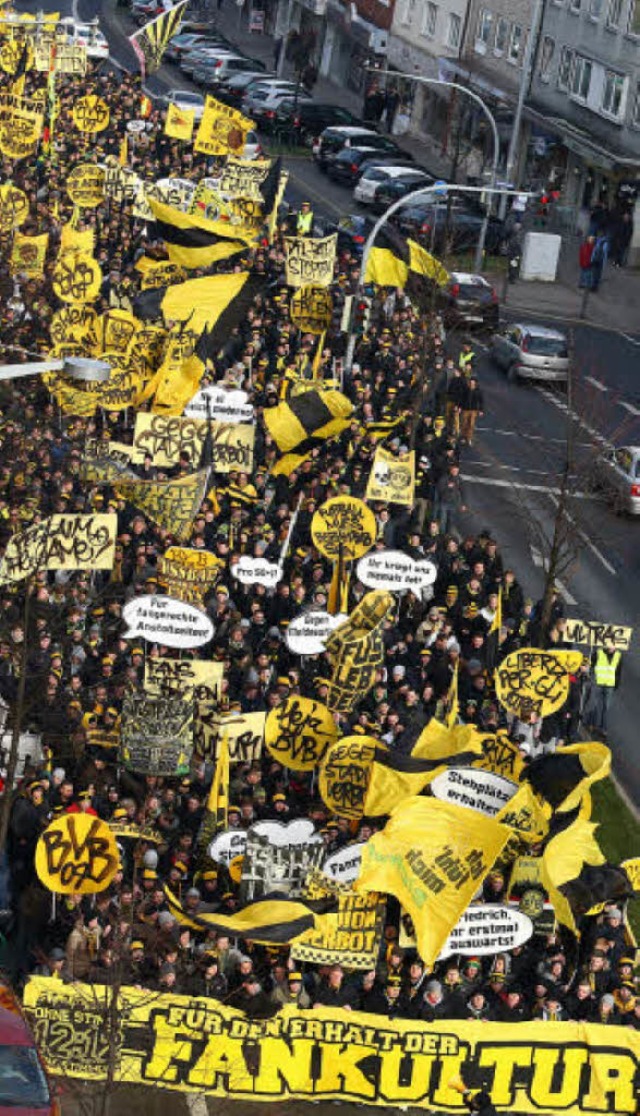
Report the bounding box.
[182,47,240,77]
[200,55,267,89]
[164,33,223,63]
[311,213,376,255]
[489,323,569,383]
[213,71,276,107]
[0,984,59,1116]
[157,89,205,120]
[370,172,437,213]
[132,0,173,24]
[395,202,505,254]
[59,21,109,59]
[354,165,432,206]
[313,125,382,170]
[241,80,299,114]
[591,445,640,515]
[242,130,264,160]
[328,146,410,186]
[192,54,259,86]
[437,272,499,330]
[247,88,313,132]
[274,102,362,146]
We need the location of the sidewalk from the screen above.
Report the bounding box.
[211,7,640,335]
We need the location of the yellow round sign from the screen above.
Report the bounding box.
[72,95,110,134]
[50,305,98,348]
[36,813,119,894]
[265,696,337,771]
[66,164,106,208]
[290,286,333,335]
[228,855,244,884]
[319,735,378,820]
[311,496,377,561]
[495,648,583,721]
[52,252,102,304]
[0,183,29,231]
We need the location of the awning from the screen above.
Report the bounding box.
[523,104,640,172]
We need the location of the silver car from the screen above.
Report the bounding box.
[592,445,640,515]
[490,323,569,384]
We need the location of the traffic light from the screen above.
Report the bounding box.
[353,295,373,336]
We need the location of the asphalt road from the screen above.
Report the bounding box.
[14,0,640,810]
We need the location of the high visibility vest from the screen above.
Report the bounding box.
[594,649,620,687]
[296,210,313,235]
[460,350,475,369]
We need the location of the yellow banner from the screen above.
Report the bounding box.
[130,413,254,473]
[0,98,43,159]
[72,95,110,133]
[292,869,385,969]
[145,657,223,705]
[49,305,98,348]
[34,41,87,74]
[290,286,333,334]
[164,102,194,141]
[365,446,415,506]
[194,96,254,157]
[59,223,95,259]
[156,546,222,607]
[11,231,48,276]
[194,710,266,763]
[23,978,640,1113]
[219,155,271,198]
[0,514,116,585]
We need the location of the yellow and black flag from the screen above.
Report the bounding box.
[163,886,337,945]
[129,0,188,78]
[264,388,353,456]
[148,198,251,270]
[525,741,611,813]
[365,226,449,289]
[541,810,632,934]
[485,588,502,673]
[197,732,229,863]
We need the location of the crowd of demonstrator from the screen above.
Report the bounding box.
[0,55,634,1029]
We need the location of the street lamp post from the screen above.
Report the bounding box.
[366,67,500,273]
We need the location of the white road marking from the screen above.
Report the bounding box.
[621,333,640,347]
[476,425,594,448]
[534,387,613,449]
[547,493,617,575]
[585,376,608,392]
[619,401,640,417]
[529,545,577,605]
[461,473,592,499]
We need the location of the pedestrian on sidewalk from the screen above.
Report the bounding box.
[590,233,608,292]
[610,210,633,269]
[384,87,400,133]
[578,235,595,289]
[460,375,484,446]
[587,640,622,737]
[363,83,385,125]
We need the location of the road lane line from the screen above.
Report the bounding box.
[585,376,608,392]
[529,545,577,604]
[547,494,618,576]
[533,387,613,450]
[461,474,592,498]
[621,333,640,347]
[619,401,640,416]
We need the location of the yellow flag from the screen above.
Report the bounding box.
[11,231,48,276]
[118,135,128,166]
[194,95,254,157]
[495,782,549,844]
[541,816,606,935]
[355,797,510,967]
[198,732,229,858]
[445,661,459,729]
[59,223,94,258]
[114,469,209,541]
[165,102,195,141]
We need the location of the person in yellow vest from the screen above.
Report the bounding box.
[296,201,314,236]
[588,639,622,736]
[459,341,475,376]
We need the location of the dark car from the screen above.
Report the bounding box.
[0,985,59,1116]
[311,213,376,256]
[437,271,500,329]
[274,102,362,146]
[369,172,435,213]
[395,202,505,254]
[313,125,384,170]
[327,145,410,185]
[213,70,273,107]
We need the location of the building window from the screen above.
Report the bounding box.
[446,12,462,48]
[476,8,494,45]
[602,70,626,115]
[421,1,438,37]
[494,16,509,52]
[606,0,624,25]
[539,36,555,80]
[589,0,604,17]
[632,82,640,125]
[627,0,640,32]
[401,0,416,25]
[508,24,524,62]
[558,46,574,88]
[569,0,581,12]
[571,55,592,98]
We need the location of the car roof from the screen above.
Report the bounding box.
[324,125,378,136]
[450,272,491,286]
[512,323,567,339]
[364,165,425,177]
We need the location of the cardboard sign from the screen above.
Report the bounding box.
[72,95,110,133]
[285,610,346,656]
[66,164,105,208]
[34,42,87,74]
[292,868,385,970]
[356,550,437,593]
[231,556,281,589]
[0,182,28,230]
[438,904,533,959]
[157,546,221,608]
[240,818,324,902]
[285,234,337,288]
[473,731,525,782]
[496,649,583,720]
[194,711,266,763]
[145,657,223,705]
[565,618,632,651]
[208,828,248,867]
[265,697,337,771]
[324,592,394,714]
[431,767,517,817]
[50,305,98,347]
[311,496,377,561]
[35,815,119,895]
[319,736,377,820]
[365,447,415,507]
[52,253,102,304]
[0,514,116,586]
[185,386,254,424]
[120,692,193,776]
[219,156,271,198]
[130,414,254,473]
[322,842,366,884]
[123,595,214,649]
[290,286,333,334]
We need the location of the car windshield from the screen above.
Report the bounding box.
[0,1045,50,1107]
[458,283,492,300]
[526,336,568,356]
